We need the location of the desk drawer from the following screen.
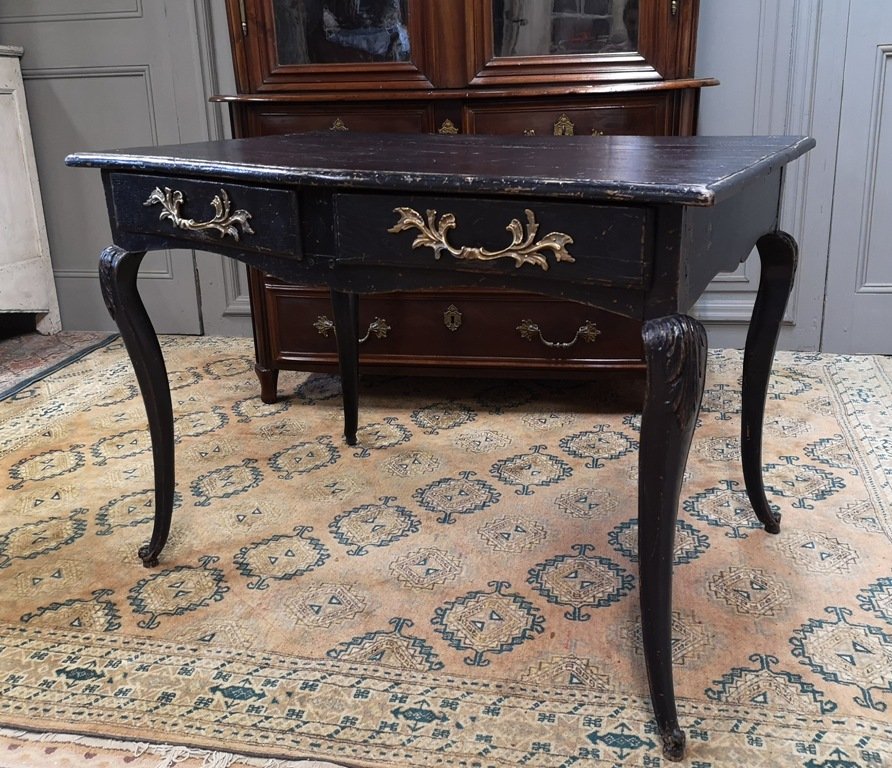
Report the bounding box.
[335,194,651,289]
[108,173,300,256]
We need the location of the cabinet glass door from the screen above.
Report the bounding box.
[469,0,696,85]
[238,0,432,91]
[271,0,411,64]
[492,0,638,58]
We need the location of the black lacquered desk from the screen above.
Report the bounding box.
[67,132,814,761]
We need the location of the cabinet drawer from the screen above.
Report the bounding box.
[466,96,668,137]
[335,193,651,290]
[109,173,300,256]
[246,103,433,136]
[263,284,643,370]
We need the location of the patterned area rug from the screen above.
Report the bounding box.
[0,336,890,768]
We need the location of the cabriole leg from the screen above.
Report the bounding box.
[99,245,174,567]
[742,231,798,533]
[639,313,707,761]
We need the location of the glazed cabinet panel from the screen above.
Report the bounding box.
[219,0,712,392]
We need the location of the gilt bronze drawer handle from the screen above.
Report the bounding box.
[388,207,575,271]
[313,315,391,342]
[143,187,254,242]
[329,117,349,131]
[362,317,392,342]
[516,319,601,349]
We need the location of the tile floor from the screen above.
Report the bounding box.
[0,331,114,396]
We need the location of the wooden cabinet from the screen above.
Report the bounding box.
[216,0,714,401]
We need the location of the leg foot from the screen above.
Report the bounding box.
[137,544,160,568]
[255,364,280,405]
[100,246,173,566]
[742,231,798,533]
[330,289,359,446]
[639,313,707,763]
[661,726,686,762]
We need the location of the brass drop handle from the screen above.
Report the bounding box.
[313,315,391,342]
[516,319,601,349]
[438,119,459,135]
[361,318,391,342]
[143,187,254,242]
[671,0,679,17]
[329,117,349,131]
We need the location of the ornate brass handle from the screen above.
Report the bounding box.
[388,207,575,271]
[329,117,349,131]
[671,0,679,16]
[313,315,391,343]
[516,319,601,349]
[143,187,254,242]
[438,119,459,135]
[361,318,391,342]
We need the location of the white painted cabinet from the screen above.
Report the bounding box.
[0,44,59,334]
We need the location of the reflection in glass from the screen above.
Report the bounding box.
[493,0,638,57]
[273,0,410,65]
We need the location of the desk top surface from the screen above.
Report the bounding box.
[67,133,814,207]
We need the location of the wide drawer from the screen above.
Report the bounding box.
[263,284,643,371]
[109,173,300,256]
[465,95,669,137]
[335,193,652,290]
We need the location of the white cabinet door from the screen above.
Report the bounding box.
[822,2,892,353]
[0,45,60,333]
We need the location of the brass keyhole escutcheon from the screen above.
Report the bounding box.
[553,114,575,136]
[443,304,462,331]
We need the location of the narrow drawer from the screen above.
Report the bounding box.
[247,103,433,136]
[466,96,668,137]
[335,193,651,290]
[109,173,300,256]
